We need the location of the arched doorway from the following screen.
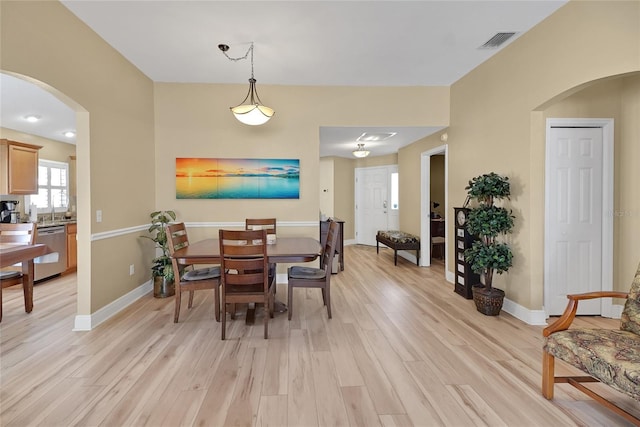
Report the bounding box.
[0,71,91,326]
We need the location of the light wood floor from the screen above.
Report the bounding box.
[1,244,638,426]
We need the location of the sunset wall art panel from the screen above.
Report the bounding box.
[176,158,300,199]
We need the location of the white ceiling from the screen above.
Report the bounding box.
[0,0,567,157]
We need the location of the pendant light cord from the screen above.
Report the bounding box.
[219,43,255,79]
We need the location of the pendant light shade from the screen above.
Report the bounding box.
[230,78,275,126]
[352,143,370,158]
[219,43,274,126]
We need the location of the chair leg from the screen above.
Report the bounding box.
[214,284,220,322]
[174,289,181,323]
[264,305,269,339]
[269,289,275,319]
[221,298,226,340]
[542,351,555,399]
[188,290,195,308]
[288,284,294,321]
[325,285,332,319]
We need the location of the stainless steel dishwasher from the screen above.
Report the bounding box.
[35,225,67,281]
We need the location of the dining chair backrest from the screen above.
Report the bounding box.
[245,218,276,234]
[320,220,340,275]
[0,223,37,244]
[0,223,38,289]
[219,229,269,283]
[219,228,273,339]
[245,218,277,244]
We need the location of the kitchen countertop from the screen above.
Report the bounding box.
[35,220,77,229]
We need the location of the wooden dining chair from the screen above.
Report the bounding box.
[219,228,275,340]
[166,223,221,323]
[0,223,37,289]
[245,218,276,235]
[245,217,277,282]
[287,219,339,320]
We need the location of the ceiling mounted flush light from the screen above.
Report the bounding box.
[63,131,76,138]
[352,143,370,158]
[24,115,41,123]
[219,42,274,126]
[357,132,397,142]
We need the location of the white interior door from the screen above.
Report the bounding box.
[545,127,603,315]
[355,166,395,246]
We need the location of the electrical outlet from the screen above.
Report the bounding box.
[96,210,102,223]
[129,264,135,276]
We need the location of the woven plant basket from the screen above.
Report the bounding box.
[472,286,505,316]
[153,275,175,298]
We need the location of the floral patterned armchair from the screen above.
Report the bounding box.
[542,262,640,423]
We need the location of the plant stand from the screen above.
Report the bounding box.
[154,275,175,298]
[472,285,504,316]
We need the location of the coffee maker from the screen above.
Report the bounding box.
[0,200,19,223]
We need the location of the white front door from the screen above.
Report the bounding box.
[355,166,396,246]
[545,127,603,315]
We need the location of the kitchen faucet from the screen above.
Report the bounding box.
[51,205,56,221]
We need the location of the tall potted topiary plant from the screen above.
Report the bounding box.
[464,173,514,315]
[142,210,176,298]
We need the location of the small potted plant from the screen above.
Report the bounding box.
[142,210,176,298]
[464,173,514,315]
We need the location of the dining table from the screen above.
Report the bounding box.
[0,242,49,322]
[171,236,322,322]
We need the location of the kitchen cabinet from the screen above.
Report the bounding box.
[66,223,77,272]
[0,139,42,195]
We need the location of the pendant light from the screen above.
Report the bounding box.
[218,43,274,126]
[352,143,370,158]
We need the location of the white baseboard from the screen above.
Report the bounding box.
[446,270,455,283]
[608,303,624,319]
[502,298,548,326]
[501,299,625,326]
[73,280,153,331]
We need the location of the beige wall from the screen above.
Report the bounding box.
[319,158,334,218]
[399,132,445,237]
[154,83,446,242]
[332,156,356,240]
[2,1,156,313]
[397,0,640,312]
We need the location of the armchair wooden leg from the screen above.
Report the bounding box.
[542,351,555,399]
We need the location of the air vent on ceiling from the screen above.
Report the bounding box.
[479,32,516,49]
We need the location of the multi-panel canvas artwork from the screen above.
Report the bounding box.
[176,158,300,199]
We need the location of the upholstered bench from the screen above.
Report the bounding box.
[376,230,420,266]
[542,261,640,423]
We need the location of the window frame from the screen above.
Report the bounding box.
[26,159,70,214]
